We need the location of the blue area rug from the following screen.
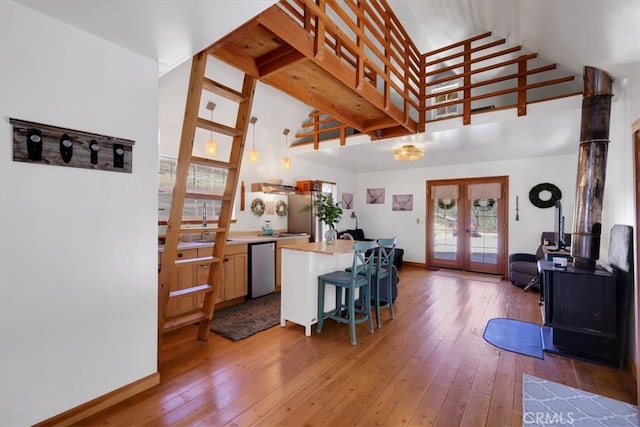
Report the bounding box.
[483,318,544,359]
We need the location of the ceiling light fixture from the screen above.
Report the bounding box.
[249,116,258,163]
[393,144,424,161]
[282,128,291,169]
[205,102,217,157]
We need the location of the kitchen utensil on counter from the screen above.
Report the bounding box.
[262,220,273,235]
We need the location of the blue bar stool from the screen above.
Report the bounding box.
[316,241,376,345]
[371,237,397,328]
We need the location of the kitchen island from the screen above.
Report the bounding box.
[280,240,358,336]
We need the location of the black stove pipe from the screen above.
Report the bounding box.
[571,66,614,270]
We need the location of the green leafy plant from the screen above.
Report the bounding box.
[303,193,343,229]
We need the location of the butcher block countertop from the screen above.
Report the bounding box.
[280,240,362,255]
[158,234,309,253]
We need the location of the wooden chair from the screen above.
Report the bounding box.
[316,241,376,345]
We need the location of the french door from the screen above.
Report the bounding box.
[427,176,508,275]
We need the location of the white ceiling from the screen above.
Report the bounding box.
[14,0,640,173]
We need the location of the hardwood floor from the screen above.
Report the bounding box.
[80,266,637,426]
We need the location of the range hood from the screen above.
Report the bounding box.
[251,182,297,194]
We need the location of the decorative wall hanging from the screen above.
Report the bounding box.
[392,194,413,211]
[437,199,456,210]
[11,118,134,173]
[265,200,275,215]
[275,200,288,216]
[366,188,385,204]
[473,199,496,212]
[341,193,353,209]
[251,198,265,216]
[528,183,562,208]
[515,195,520,221]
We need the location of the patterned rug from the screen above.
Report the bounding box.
[432,269,502,284]
[210,292,280,341]
[522,374,638,426]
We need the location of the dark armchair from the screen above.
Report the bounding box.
[509,232,555,287]
[337,228,404,270]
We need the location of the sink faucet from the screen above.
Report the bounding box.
[202,201,207,227]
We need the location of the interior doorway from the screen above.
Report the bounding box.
[427,176,508,275]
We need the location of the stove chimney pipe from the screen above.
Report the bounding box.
[571,66,614,270]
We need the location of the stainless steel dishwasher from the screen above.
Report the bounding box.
[248,241,276,298]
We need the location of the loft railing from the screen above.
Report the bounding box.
[421,32,580,126]
[279,0,422,128]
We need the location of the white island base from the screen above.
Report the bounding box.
[280,240,357,336]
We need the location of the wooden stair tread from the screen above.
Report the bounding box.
[174,256,218,267]
[202,77,248,103]
[179,226,226,234]
[191,156,237,170]
[169,284,213,299]
[184,192,231,201]
[163,312,210,333]
[195,117,243,137]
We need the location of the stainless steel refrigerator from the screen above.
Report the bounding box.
[288,182,337,242]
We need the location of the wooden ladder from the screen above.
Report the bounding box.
[158,51,256,341]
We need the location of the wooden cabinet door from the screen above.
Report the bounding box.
[166,248,198,317]
[223,244,248,301]
[197,247,222,305]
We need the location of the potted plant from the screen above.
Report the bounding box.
[304,193,343,244]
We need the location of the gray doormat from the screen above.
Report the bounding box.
[210,292,280,341]
[522,374,637,426]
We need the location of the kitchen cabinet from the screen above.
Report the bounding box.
[222,244,248,301]
[160,248,199,317]
[276,236,310,290]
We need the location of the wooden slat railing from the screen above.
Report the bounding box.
[421,32,580,126]
[280,0,421,129]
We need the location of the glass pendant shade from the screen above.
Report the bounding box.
[282,156,291,169]
[393,144,424,161]
[249,149,259,163]
[206,140,217,156]
[282,128,291,169]
[249,116,258,163]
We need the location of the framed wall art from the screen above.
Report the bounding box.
[341,192,353,209]
[392,194,413,211]
[366,188,385,204]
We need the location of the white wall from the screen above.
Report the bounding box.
[357,154,578,263]
[0,2,159,425]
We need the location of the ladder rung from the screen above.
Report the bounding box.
[184,192,231,201]
[175,256,218,267]
[164,312,210,333]
[169,284,213,299]
[202,77,248,103]
[196,117,243,137]
[179,226,226,235]
[191,156,237,170]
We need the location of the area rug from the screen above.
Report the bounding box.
[483,318,544,359]
[522,374,638,426]
[432,269,502,284]
[210,292,280,341]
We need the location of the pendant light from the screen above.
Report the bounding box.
[205,102,217,156]
[249,116,258,163]
[282,128,291,169]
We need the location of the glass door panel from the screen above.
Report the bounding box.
[432,199,459,263]
[467,198,499,273]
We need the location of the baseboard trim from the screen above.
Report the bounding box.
[402,261,427,268]
[34,372,160,426]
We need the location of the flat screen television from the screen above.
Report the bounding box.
[553,200,567,250]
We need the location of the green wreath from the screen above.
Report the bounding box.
[473,199,496,212]
[251,198,265,216]
[275,200,288,217]
[528,183,562,209]
[437,199,456,210]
